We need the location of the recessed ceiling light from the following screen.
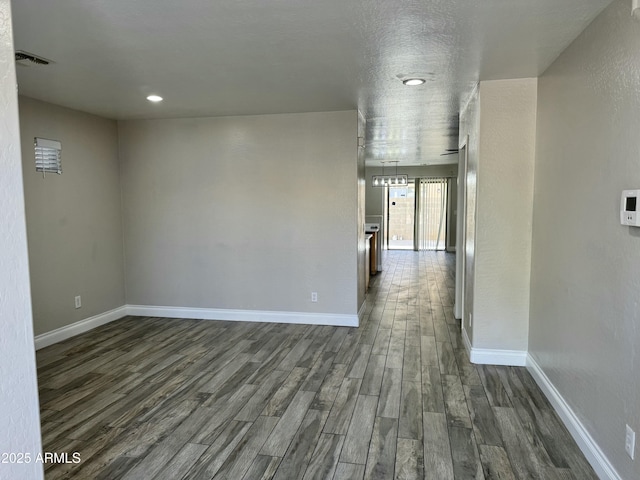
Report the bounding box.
[403,78,425,86]
[146,95,163,102]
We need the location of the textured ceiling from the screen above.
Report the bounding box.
[11,0,613,166]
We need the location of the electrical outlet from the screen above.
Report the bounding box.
[74,295,82,309]
[468,313,473,327]
[311,292,318,303]
[626,424,636,460]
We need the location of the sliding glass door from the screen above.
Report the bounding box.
[383,178,449,251]
[415,177,448,251]
[386,184,415,250]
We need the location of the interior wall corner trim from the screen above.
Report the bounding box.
[34,306,128,350]
[526,354,622,480]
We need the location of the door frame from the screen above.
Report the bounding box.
[454,138,469,321]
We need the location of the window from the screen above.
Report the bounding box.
[34,137,62,176]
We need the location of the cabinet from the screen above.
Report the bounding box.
[369,231,378,275]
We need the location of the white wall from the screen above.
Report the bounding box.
[119,110,359,319]
[531,0,640,477]
[460,79,537,357]
[0,0,44,477]
[19,97,125,336]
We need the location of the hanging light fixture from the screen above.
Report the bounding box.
[372,161,407,187]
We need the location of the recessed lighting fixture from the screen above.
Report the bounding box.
[146,95,163,102]
[403,78,425,86]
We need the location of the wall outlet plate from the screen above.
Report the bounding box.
[626,424,635,460]
[74,295,81,309]
[311,292,318,303]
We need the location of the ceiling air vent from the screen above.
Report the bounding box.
[15,50,51,66]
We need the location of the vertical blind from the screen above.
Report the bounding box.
[415,177,448,251]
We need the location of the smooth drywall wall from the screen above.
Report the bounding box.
[119,110,358,316]
[474,78,537,352]
[20,97,126,336]
[0,1,44,477]
[531,0,640,477]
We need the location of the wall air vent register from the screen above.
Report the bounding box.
[34,137,62,177]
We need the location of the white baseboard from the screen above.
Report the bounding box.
[126,305,359,328]
[35,304,359,350]
[34,306,128,350]
[461,327,527,366]
[526,354,622,480]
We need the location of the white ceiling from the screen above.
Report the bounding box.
[11,0,612,166]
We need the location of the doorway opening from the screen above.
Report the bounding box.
[385,183,415,250]
[415,178,448,251]
[384,178,450,251]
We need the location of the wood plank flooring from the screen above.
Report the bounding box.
[37,251,598,479]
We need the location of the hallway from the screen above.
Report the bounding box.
[36,251,597,479]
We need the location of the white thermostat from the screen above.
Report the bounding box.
[621,190,640,226]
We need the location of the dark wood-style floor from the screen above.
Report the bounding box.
[37,251,598,479]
